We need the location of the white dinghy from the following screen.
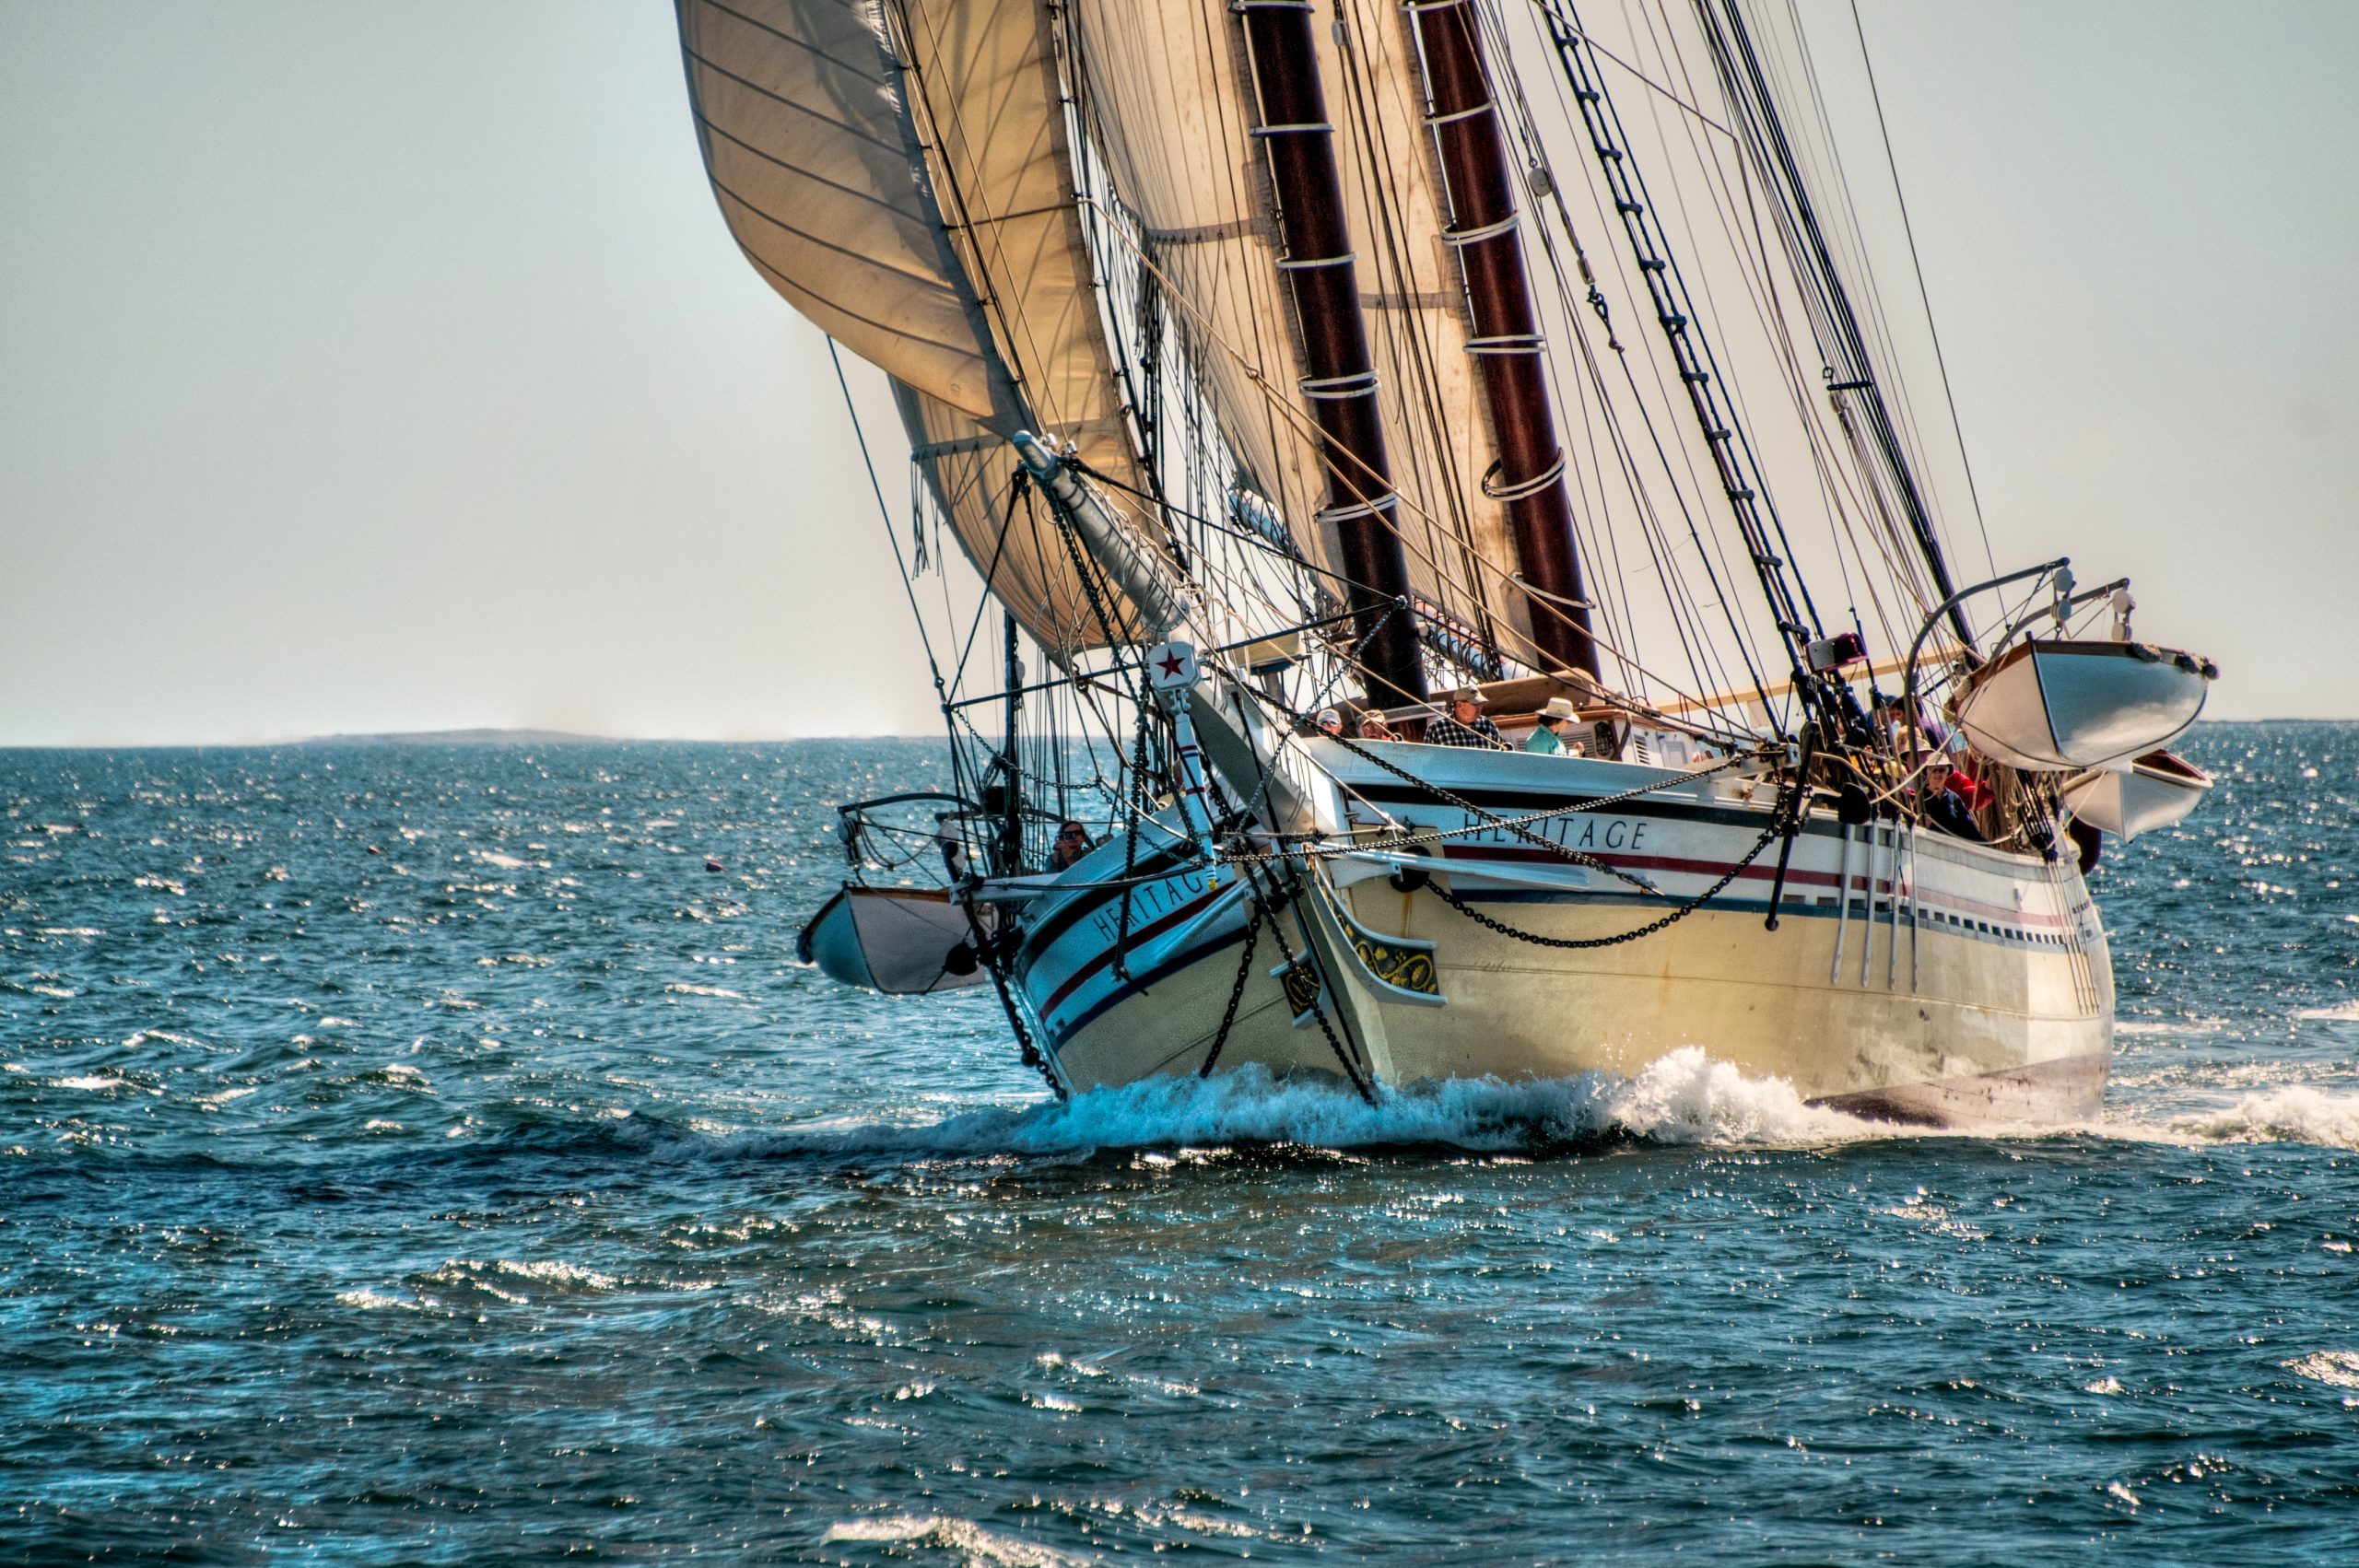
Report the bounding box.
[799,887,989,996]
[2060,749,2214,842]
[1954,639,2215,772]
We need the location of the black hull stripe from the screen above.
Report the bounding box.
[1014,844,1199,967]
[1042,923,1253,1053]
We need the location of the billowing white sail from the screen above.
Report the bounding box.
[885,0,1154,650]
[678,0,1148,650]
[676,0,1011,423]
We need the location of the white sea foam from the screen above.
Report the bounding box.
[2283,1351,2359,1391]
[2165,1087,2359,1150]
[335,1289,422,1313]
[492,1259,619,1291]
[819,1515,1089,1567]
[663,983,746,1000]
[2294,1000,2359,1023]
[767,1047,1882,1163]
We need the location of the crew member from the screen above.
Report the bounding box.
[1426,690,1508,749]
[1915,755,1983,841]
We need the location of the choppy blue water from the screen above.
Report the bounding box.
[3,721,2353,1563]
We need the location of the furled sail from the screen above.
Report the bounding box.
[1069,0,1538,661]
[678,0,1144,650]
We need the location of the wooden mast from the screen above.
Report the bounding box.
[1235,0,1428,710]
[1406,0,1602,682]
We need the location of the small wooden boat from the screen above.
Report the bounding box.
[1954,639,2214,771]
[799,886,988,996]
[2060,749,2214,842]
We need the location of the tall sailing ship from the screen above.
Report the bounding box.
[677,0,2216,1123]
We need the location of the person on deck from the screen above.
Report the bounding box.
[1314,708,1344,737]
[1046,820,1094,872]
[1426,690,1508,749]
[1914,755,1984,842]
[1525,696,1578,754]
[1945,751,1994,813]
[1354,710,1397,743]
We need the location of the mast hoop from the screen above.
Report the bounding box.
[1248,121,1336,137]
[1481,451,1567,504]
[1463,333,1545,357]
[1274,251,1358,272]
[1316,495,1400,526]
[1422,101,1495,129]
[1439,213,1520,247]
[1298,369,1381,400]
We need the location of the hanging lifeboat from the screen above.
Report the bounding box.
[1952,638,2215,771]
[2060,748,2214,842]
[797,886,990,995]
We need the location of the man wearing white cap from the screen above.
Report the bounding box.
[1425,689,1508,750]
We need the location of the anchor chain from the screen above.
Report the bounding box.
[1433,778,1791,950]
[1196,894,1267,1079]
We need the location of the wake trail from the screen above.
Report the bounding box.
[747,1047,2359,1164]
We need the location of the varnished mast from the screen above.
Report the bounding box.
[1234,0,1429,710]
[1406,0,1601,682]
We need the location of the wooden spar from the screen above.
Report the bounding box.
[1405,0,1600,682]
[1234,0,1428,710]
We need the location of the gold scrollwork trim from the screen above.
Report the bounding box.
[1349,933,1438,996]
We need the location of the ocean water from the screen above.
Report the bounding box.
[3,720,2354,1564]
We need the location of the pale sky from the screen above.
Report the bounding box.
[3,0,2353,745]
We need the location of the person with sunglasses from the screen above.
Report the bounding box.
[1046,819,1095,872]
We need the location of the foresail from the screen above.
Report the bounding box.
[679,0,1149,652]
[676,0,1009,422]
[897,380,1146,650]
[888,0,1133,467]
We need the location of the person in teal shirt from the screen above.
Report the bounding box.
[1526,696,1577,754]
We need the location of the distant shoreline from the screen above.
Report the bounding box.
[0,730,949,750]
[0,717,2338,751]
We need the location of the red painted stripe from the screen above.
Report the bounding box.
[1036,883,1226,1018]
[1433,843,2072,930]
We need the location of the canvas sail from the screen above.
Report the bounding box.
[678,0,1144,650]
[676,0,1012,423]
[1069,0,1539,662]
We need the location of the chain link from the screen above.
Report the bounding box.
[1433,780,1791,949]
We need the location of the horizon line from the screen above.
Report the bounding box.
[0,714,2342,751]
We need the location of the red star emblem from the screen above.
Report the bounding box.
[1156,649,1186,679]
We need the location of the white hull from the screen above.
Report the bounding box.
[1008,745,2112,1126]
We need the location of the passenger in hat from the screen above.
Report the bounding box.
[1314,708,1344,737]
[1353,709,1396,742]
[1525,696,1579,755]
[1426,688,1508,750]
[1913,755,1984,842]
